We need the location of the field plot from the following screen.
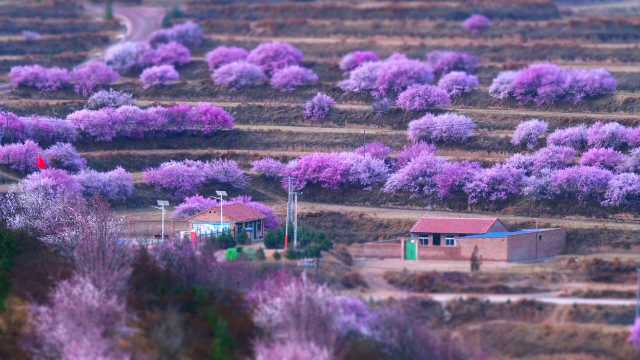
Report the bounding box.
[1,0,640,359]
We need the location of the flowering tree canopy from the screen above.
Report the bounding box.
[437,71,479,98]
[303,92,335,122]
[580,147,626,171]
[69,60,120,97]
[206,46,249,71]
[252,157,286,178]
[212,61,267,89]
[547,125,589,150]
[143,159,246,198]
[354,142,392,160]
[407,113,476,144]
[144,41,192,67]
[425,51,479,77]
[463,14,491,35]
[43,142,87,173]
[247,42,304,74]
[86,89,134,110]
[9,64,70,92]
[464,165,524,207]
[149,21,203,48]
[75,167,134,202]
[270,65,319,91]
[0,140,42,174]
[104,41,150,73]
[284,152,389,190]
[489,64,616,106]
[140,64,180,89]
[396,84,451,112]
[339,50,379,72]
[511,119,548,150]
[550,166,613,205]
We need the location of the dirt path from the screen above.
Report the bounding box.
[299,201,640,231]
[207,33,640,50]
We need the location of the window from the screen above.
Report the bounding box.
[418,236,429,246]
[445,236,456,247]
[432,234,441,246]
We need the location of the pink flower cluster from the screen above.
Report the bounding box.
[69,61,120,96]
[206,46,249,71]
[143,159,247,198]
[9,64,70,92]
[407,112,476,144]
[1,112,78,145]
[339,50,379,72]
[246,41,304,74]
[283,152,389,190]
[425,51,480,77]
[437,71,479,98]
[340,57,434,97]
[354,142,392,160]
[270,65,319,91]
[212,61,267,89]
[251,157,286,178]
[303,92,335,121]
[139,64,180,89]
[144,41,192,67]
[547,121,639,151]
[396,84,451,112]
[76,167,134,202]
[149,21,203,48]
[511,119,549,150]
[67,103,234,141]
[463,14,491,35]
[43,142,86,172]
[489,63,617,106]
[0,139,42,173]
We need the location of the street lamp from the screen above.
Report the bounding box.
[153,200,169,243]
[215,191,227,235]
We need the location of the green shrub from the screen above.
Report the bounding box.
[273,251,281,261]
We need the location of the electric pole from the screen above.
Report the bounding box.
[153,200,169,244]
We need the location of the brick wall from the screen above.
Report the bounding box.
[348,242,402,259]
[419,246,464,260]
[460,237,509,261]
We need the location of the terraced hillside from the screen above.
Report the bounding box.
[1,1,640,358]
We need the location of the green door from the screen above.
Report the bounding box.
[404,240,417,260]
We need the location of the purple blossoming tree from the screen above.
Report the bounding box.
[511,119,549,150]
[396,84,451,112]
[270,65,319,92]
[339,50,379,72]
[580,147,626,171]
[43,142,86,173]
[603,173,640,209]
[303,92,335,122]
[212,61,267,89]
[464,165,524,207]
[407,112,476,144]
[140,64,180,89]
[206,46,249,71]
[463,14,491,35]
[69,60,120,97]
[9,64,70,92]
[252,157,286,179]
[425,51,479,77]
[247,42,304,74]
[437,71,479,98]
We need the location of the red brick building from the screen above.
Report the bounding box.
[350,217,566,262]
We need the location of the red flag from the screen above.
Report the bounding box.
[284,233,288,250]
[36,155,47,170]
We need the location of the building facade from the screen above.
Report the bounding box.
[349,217,566,262]
[187,203,266,242]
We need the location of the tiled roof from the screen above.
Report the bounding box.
[410,217,501,234]
[462,228,555,239]
[189,203,266,223]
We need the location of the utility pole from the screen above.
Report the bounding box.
[216,191,227,236]
[293,191,299,249]
[284,177,291,250]
[153,200,169,244]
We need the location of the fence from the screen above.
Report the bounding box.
[124,219,189,243]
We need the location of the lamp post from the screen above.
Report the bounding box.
[153,200,169,244]
[216,191,227,235]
